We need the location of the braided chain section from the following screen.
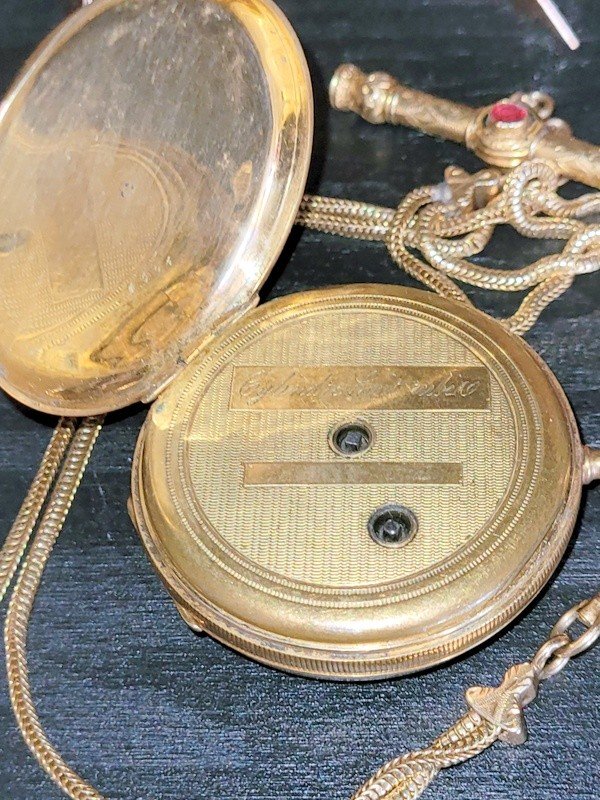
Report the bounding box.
[298,159,600,334]
[387,190,472,304]
[351,712,499,800]
[1,169,597,800]
[0,419,76,604]
[296,194,394,241]
[4,416,104,800]
[351,590,600,800]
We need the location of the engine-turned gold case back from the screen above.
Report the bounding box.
[131,284,582,680]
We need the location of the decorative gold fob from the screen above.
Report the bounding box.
[330,63,600,188]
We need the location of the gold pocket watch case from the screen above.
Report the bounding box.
[0,0,588,685]
[131,283,582,679]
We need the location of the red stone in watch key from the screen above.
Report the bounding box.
[489,102,528,124]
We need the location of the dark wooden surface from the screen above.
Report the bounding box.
[0,1,599,798]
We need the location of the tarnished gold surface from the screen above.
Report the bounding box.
[330,64,600,188]
[242,461,463,487]
[131,284,582,679]
[230,365,491,409]
[298,161,600,335]
[465,663,538,745]
[0,0,596,794]
[0,0,312,415]
[351,591,600,800]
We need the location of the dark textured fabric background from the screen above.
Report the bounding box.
[0,1,598,798]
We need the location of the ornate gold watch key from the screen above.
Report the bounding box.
[0,2,598,799]
[330,63,600,188]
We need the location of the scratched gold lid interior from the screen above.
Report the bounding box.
[0,0,312,415]
[131,285,582,679]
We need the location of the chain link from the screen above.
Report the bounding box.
[299,159,600,335]
[531,596,600,680]
[1,160,597,799]
[0,419,75,604]
[349,592,600,800]
[4,417,105,800]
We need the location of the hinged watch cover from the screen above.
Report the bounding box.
[0,0,312,416]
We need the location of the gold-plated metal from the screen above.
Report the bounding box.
[582,445,600,484]
[131,284,582,679]
[0,1,598,797]
[4,416,105,800]
[0,418,75,603]
[298,160,600,335]
[230,365,491,410]
[465,663,538,745]
[242,461,463,487]
[330,64,600,188]
[351,589,600,800]
[0,0,312,416]
[351,710,499,800]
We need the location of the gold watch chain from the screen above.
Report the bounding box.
[351,591,600,800]
[2,155,600,800]
[3,416,104,800]
[1,423,597,800]
[1,8,599,791]
[299,158,600,336]
[0,418,76,604]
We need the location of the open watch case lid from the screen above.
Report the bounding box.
[0,0,313,416]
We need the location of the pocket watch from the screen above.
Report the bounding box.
[131,282,581,679]
[0,1,598,798]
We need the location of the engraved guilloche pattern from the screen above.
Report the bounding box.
[192,306,517,586]
[133,286,579,677]
[0,0,312,414]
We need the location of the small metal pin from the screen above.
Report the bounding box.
[533,0,580,50]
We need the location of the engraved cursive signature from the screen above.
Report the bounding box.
[230,366,490,410]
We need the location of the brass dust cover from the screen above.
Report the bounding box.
[131,285,582,680]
